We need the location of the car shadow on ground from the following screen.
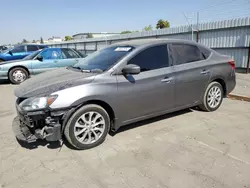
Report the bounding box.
[16,138,62,150]
[109,108,193,136]
[16,108,193,150]
[0,79,10,85]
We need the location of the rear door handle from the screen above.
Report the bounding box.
[161,77,173,83]
[201,70,210,75]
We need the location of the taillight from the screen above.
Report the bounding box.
[228,60,235,70]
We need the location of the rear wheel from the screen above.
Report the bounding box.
[199,81,224,112]
[64,104,110,150]
[8,67,28,84]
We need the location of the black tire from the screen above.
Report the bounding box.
[199,81,224,112]
[64,104,110,150]
[8,67,28,84]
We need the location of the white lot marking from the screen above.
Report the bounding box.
[197,141,250,165]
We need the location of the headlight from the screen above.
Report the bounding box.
[19,95,58,111]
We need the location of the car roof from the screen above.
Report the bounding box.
[112,38,199,47]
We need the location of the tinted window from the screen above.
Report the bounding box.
[61,48,79,59]
[128,45,169,72]
[11,46,25,53]
[171,44,204,65]
[40,49,60,60]
[199,46,211,59]
[38,45,47,49]
[27,45,38,52]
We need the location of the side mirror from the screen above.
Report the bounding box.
[122,64,140,75]
[8,51,13,56]
[37,55,43,61]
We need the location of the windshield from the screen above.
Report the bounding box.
[1,47,13,53]
[72,46,134,71]
[23,50,41,60]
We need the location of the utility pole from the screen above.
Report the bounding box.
[196,12,199,43]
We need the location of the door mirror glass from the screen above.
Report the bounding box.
[8,51,13,56]
[122,64,140,75]
[37,55,43,61]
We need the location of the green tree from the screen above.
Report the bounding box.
[143,25,153,31]
[22,39,28,44]
[156,19,170,29]
[65,36,73,41]
[87,33,93,38]
[120,31,132,34]
[40,37,44,44]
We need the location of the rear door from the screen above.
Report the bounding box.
[31,48,61,74]
[59,48,81,67]
[116,44,175,123]
[170,43,210,108]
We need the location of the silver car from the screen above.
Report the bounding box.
[13,39,236,150]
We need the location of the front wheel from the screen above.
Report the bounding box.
[9,67,28,84]
[64,104,110,150]
[199,81,224,112]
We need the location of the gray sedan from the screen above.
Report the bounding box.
[13,39,236,150]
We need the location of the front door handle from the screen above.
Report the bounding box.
[161,77,173,83]
[201,70,210,75]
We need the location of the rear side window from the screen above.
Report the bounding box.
[27,45,39,52]
[171,44,204,65]
[128,45,169,72]
[11,46,25,53]
[61,48,79,59]
[199,46,211,59]
[38,45,47,49]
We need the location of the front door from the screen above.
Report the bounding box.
[31,48,61,75]
[116,44,175,123]
[170,43,210,108]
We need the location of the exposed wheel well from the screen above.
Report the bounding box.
[212,78,227,96]
[82,100,115,123]
[8,66,30,78]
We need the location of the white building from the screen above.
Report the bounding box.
[48,36,63,43]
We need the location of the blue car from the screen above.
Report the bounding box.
[0,48,86,84]
[0,44,47,62]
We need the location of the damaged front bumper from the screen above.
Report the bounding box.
[12,102,70,143]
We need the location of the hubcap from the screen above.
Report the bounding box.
[207,86,222,108]
[13,70,26,83]
[74,111,105,144]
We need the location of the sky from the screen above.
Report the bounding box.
[0,0,249,44]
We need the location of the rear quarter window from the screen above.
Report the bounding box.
[199,46,212,59]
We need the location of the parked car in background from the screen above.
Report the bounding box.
[0,48,85,84]
[13,39,236,150]
[0,45,8,52]
[0,44,47,62]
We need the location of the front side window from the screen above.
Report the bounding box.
[40,49,60,60]
[128,45,169,72]
[11,46,25,53]
[27,45,39,52]
[171,44,204,65]
[73,46,134,71]
[61,48,79,59]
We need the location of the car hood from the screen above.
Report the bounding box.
[14,68,96,98]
